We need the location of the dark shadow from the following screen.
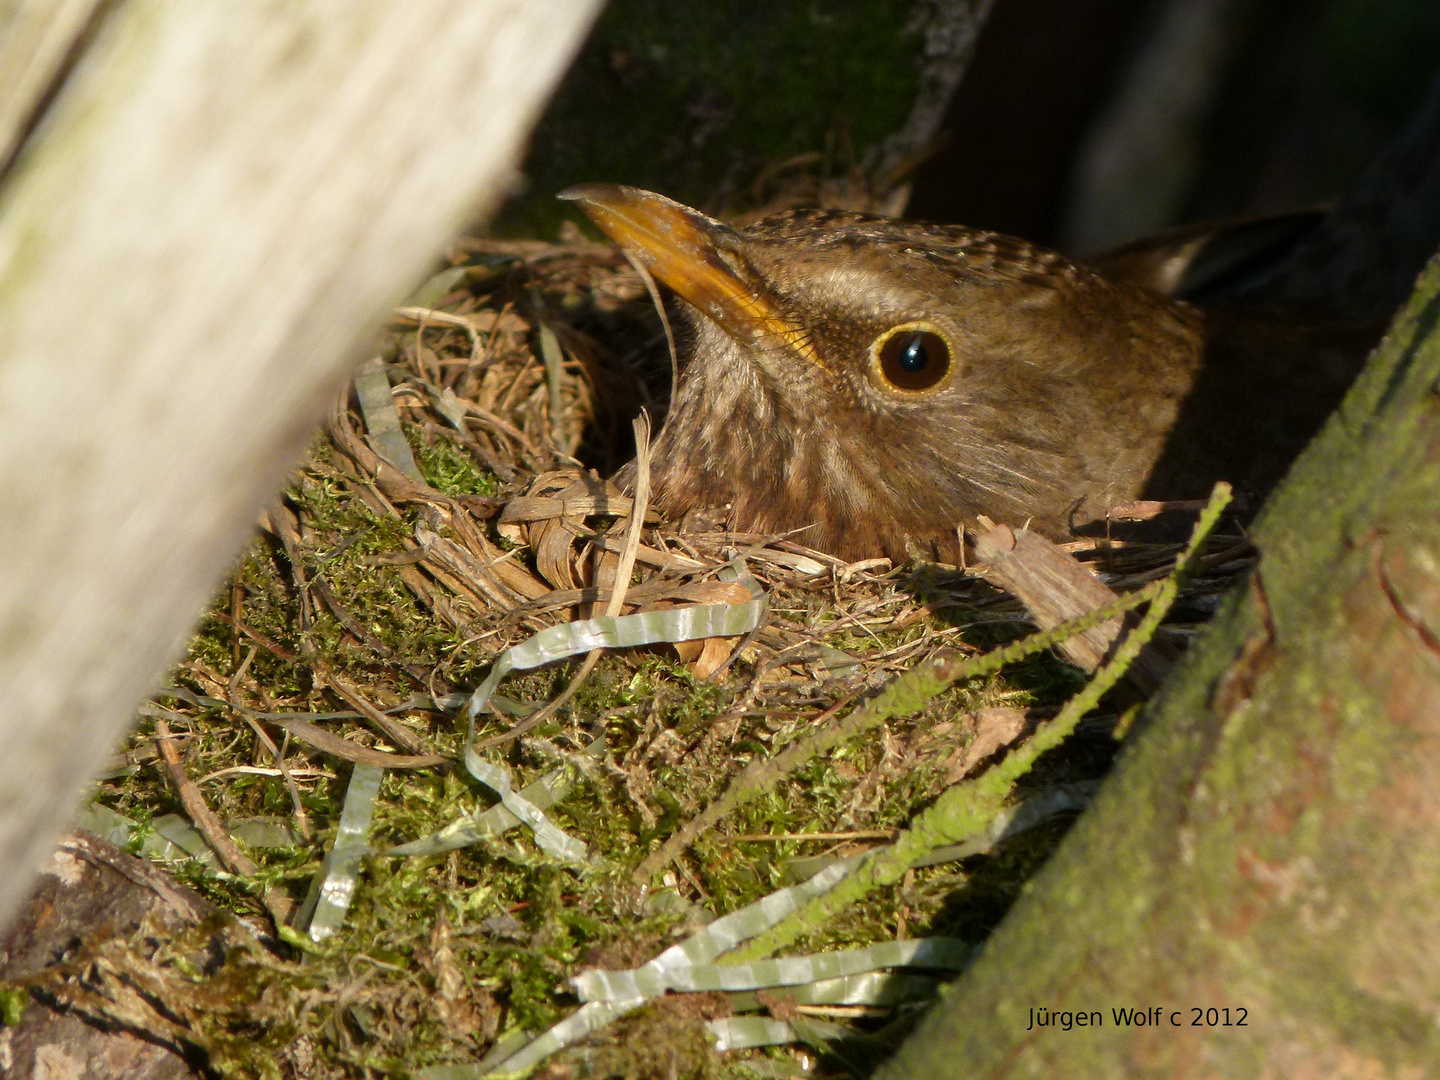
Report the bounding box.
[905,0,1152,243]
[1140,311,1382,511]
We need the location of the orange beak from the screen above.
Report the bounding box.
[558,183,817,363]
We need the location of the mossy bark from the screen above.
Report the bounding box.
[883,256,1440,1077]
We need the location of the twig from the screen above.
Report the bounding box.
[208,589,438,756]
[196,764,332,784]
[311,665,430,755]
[246,722,312,841]
[310,573,405,668]
[603,411,653,622]
[722,830,898,843]
[256,716,447,769]
[230,581,245,669]
[227,643,313,840]
[392,304,486,360]
[257,503,437,754]
[208,610,296,662]
[155,718,298,929]
[626,253,680,395]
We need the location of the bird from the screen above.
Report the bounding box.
[557,85,1440,563]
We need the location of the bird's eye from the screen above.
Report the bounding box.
[872,325,952,392]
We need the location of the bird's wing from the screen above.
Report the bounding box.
[1087,210,1326,300]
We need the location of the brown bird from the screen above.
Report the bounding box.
[558,87,1440,562]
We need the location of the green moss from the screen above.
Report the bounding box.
[412,428,500,497]
[499,0,922,235]
[0,986,26,1027]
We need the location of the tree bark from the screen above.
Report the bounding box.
[884,255,1440,1076]
[0,0,601,930]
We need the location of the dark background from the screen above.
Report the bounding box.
[500,0,1440,256]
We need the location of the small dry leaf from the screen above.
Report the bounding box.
[945,706,1030,783]
[673,639,703,664]
[690,636,736,680]
[646,580,753,675]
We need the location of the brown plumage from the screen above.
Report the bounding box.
[561,115,1436,560]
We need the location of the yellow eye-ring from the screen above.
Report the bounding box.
[870,323,953,392]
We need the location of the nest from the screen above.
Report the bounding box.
[54,229,1255,1080]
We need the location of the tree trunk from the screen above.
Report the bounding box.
[884,255,1440,1076]
[0,0,601,930]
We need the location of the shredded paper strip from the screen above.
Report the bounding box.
[573,936,972,1002]
[463,757,589,863]
[387,739,603,857]
[708,1015,852,1053]
[302,763,384,942]
[394,565,764,863]
[433,566,766,863]
[480,859,857,1075]
[284,565,766,961]
[723,970,944,1012]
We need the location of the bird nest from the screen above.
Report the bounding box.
[55,229,1255,1080]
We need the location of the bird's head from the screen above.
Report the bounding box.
[561,183,1203,561]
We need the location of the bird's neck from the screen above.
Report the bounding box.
[646,326,850,539]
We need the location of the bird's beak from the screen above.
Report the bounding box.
[559,183,815,361]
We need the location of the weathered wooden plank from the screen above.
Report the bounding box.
[0,0,601,926]
[0,0,106,169]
